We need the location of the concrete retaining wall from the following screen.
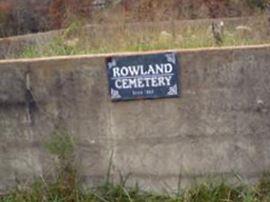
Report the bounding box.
[0,45,270,191]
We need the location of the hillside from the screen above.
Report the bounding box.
[0,0,269,37]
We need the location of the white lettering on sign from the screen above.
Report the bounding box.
[112,63,174,89]
[112,63,173,77]
[113,76,172,89]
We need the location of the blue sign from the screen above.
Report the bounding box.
[106,52,180,101]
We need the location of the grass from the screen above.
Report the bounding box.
[0,130,270,202]
[18,15,270,59]
[1,175,270,202]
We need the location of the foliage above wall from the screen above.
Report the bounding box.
[0,0,269,37]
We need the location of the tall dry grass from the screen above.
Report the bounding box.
[19,15,270,58]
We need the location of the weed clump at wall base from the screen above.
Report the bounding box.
[1,130,270,201]
[2,177,270,202]
[0,130,270,202]
[43,130,80,202]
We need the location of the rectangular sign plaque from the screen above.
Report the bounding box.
[106,52,180,101]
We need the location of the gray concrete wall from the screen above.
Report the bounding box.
[0,45,270,191]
